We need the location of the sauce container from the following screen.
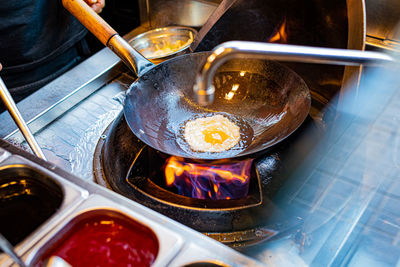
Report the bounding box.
[33,209,159,267]
[0,166,63,247]
[28,195,183,267]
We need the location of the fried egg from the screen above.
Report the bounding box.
[184,114,240,153]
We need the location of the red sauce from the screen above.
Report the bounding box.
[35,212,159,267]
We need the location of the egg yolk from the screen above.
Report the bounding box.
[203,128,229,145]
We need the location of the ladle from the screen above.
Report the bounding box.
[0,64,46,160]
[0,233,27,267]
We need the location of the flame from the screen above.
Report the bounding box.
[164,157,253,200]
[268,19,288,43]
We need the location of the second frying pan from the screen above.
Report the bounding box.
[62,0,311,160]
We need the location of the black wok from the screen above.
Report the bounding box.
[63,0,311,160]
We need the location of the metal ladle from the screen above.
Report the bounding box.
[0,64,46,160]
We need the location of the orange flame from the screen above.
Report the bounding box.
[164,156,253,200]
[269,19,288,44]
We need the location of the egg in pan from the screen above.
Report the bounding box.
[184,114,240,153]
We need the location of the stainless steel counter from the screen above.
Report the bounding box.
[240,59,400,266]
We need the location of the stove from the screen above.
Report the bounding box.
[93,0,355,248]
[93,111,320,246]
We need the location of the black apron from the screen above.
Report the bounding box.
[0,0,89,101]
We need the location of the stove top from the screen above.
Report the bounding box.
[93,111,320,246]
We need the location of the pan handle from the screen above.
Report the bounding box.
[62,0,154,76]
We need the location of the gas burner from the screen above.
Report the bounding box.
[93,112,320,246]
[125,147,262,210]
[164,156,253,201]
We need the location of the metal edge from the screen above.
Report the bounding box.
[4,52,122,142]
[92,131,113,189]
[168,241,265,267]
[366,36,400,52]
[337,0,366,113]
[128,26,197,60]
[0,147,11,163]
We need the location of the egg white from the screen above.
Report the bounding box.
[184,114,240,153]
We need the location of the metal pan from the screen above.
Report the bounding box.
[62,0,311,160]
[124,54,311,160]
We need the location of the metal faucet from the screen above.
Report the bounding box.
[193,41,395,105]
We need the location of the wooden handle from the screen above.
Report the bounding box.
[62,0,117,46]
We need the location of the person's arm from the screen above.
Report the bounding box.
[84,0,105,13]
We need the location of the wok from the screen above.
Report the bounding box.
[63,0,311,160]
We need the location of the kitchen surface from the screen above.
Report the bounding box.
[0,0,399,266]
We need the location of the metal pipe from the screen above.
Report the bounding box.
[193,41,395,105]
[0,75,47,160]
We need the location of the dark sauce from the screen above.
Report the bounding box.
[0,176,62,248]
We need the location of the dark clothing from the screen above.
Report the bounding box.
[0,0,89,101]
